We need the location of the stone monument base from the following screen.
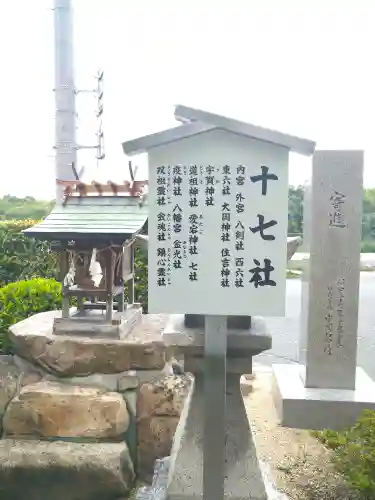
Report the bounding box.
[167,374,267,500]
[163,314,271,500]
[53,303,142,338]
[163,314,270,359]
[272,363,375,430]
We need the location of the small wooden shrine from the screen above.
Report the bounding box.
[24,179,148,338]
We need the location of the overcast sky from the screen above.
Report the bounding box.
[1,0,374,199]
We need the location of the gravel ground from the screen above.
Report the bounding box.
[243,366,360,500]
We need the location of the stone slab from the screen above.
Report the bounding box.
[162,314,271,357]
[272,363,375,430]
[300,150,363,390]
[0,439,134,500]
[9,310,168,376]
[167,374,267,500]
[53,304,142,338]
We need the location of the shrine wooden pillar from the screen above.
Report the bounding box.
[60,249,70,318]
[105,249,114,322]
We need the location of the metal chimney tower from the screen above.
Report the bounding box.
[54,0,77,203]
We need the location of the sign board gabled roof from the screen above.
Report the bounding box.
[174,105,315,155]
[122,121,215,157]
[23,195,148,242]
[122,105,316,157]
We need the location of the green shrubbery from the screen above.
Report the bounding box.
[134,248,148,312]
[0,278,62,352]
[361,240,375,254]
[315,410,375,498]
[0,220,58,286]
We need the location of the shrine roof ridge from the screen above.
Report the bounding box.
[122,105,316,157]
[23,195,148,242]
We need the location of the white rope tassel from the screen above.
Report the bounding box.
[89,248,103,287]
[63,252,76,287]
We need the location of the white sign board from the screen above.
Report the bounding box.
[147,129,289,316]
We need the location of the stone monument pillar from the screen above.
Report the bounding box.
[273,150,375,430]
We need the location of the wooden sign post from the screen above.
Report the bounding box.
[122,104,315,499]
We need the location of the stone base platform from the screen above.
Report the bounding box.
[9,310,167,377]
[163,314,271,358]
[0,312,195,494]
[272,363,375,430]
[53,303,142,338]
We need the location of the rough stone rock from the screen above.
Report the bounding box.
[137,374,192,482]
[14,354,128,390]
[0,438,135,500]
[137,374,192,418]
[0,356,19,420]
[3,380,130,439]
[0,355,42,433]
[138,416,179,484]
[117,369,173,393]
[9,310,168,376]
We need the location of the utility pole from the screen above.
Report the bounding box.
[54,0,78,203]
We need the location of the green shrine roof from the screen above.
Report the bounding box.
[24,195,148,242]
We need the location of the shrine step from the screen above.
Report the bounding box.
[53,304,143,338]
[82,300,127,310]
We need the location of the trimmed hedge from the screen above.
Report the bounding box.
[0,278,62,352]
